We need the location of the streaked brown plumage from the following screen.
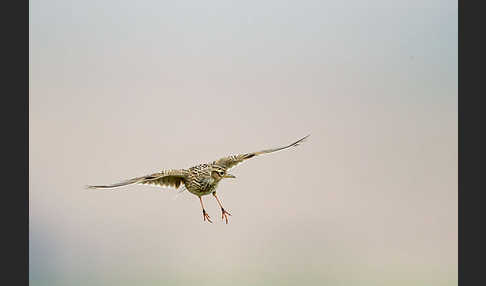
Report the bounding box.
[87,135,309,223]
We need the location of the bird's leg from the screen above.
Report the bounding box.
[199,196,212,223]
[212,192,231,224]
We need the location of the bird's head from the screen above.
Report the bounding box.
[211,165,236,181]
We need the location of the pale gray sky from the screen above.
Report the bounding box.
[30,1,457,285]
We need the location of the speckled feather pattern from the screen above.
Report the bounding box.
[87,135,309,198]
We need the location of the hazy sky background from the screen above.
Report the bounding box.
[30,0,457,285]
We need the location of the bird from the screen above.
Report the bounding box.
[87,135,309,224]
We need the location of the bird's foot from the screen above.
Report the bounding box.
[221,208,232,224]
[202,210,212,223]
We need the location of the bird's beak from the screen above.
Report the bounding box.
[224,174,236,178]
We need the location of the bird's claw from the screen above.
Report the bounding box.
[221,208,231,224]
[203,210,212,223]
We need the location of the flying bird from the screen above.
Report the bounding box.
[87,135,309,224]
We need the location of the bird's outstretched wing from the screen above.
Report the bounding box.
[214,135,310,170]
[86,169,188,190]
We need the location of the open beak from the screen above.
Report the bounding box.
[223,174,236,178]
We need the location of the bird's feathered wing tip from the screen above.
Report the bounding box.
[214,134,310,169]
[255,134,310,155]
[86,170,188,191]
[85,177,142,190]
[289,134,310,148]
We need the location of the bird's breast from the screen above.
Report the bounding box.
[187,177,219,196]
